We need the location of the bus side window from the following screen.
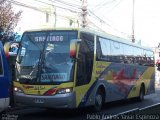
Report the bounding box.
[76,33,94,86]
[76,53,86,85]
[97,37,112,61]
[96,37,102,60]
[76,40,88,86]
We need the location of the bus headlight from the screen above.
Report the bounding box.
[56,88,72,94]
[14,87,23,93]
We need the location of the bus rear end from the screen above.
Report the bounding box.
[14,30,78,108]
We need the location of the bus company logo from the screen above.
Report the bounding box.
[34,86,46,90]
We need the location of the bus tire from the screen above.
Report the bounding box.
[137,85,145,101]
[93,89,103,112]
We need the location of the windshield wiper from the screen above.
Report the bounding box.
[18,34,49,83]
[26,34,47,82]
[35,33,49,82]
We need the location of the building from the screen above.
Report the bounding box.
[12,0,80,33]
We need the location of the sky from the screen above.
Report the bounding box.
[88,0,160,47]
[13,0,160,47]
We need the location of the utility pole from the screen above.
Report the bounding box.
[54,8,57,28]
[132,0,135,43]
[81,0,87,28]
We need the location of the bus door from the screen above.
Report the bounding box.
[73,33,94,107]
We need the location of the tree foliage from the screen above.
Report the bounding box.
[0,0,22,43]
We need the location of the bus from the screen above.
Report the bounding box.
[0,41,10,113]
[13,28,155,111]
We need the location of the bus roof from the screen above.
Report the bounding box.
[23,28,152,51]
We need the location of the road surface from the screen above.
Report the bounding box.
[2,85,160,120]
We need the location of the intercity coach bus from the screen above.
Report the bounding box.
[13,28,155,111]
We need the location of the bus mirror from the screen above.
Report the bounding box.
[4,42,19,58]
[4,42,11,59]
[70,39,81,58]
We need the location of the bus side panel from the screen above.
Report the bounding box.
[93,61,152,102]
[76,60,155,107]
[0,44,10,99]
[146,71,155,95]
[0,42,10,112]
[127,66,155,98]
[94,61,128,102]
[76,61,129,107]
[141,67,155,95]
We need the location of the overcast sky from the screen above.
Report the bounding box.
[88,0,160,47]
[13,0,160,47]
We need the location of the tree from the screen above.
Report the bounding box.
[0,0,22,44]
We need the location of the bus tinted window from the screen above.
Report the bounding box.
[133,47,139,56]
[96,37,102,60]
[99,37,110,56]
[123,44,133,56]
[112,41,123,56]
[76,32,94,86]
[96,36,154,66]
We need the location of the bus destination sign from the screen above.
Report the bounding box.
[35,35,64,42]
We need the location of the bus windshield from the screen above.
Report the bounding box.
[16,30,77,84]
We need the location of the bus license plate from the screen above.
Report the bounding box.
[34,98,45,104]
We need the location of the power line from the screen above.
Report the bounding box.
[53,0,81,8]
[8,0,75,20]
[88,10,105,24]
[48,0,81,12]
[44,0,126,36]
[34,0,55,7]
[92,0,122,12]
[10,0,80,13]
[88,10,130,37]
[92,0,117,11]
[104,0,122,12]
[8,0,48,13]
[87,0,130,38]
[9,0,129,37]
[87,19,106,33]
[70,0,81,4]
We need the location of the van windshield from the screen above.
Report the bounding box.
[16,30,77,84]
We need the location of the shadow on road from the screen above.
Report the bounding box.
[13,98,142,120]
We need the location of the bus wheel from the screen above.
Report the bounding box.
[93,89,103,112]
[138,85,145,101]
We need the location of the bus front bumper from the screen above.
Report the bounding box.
[14,92,76,109]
